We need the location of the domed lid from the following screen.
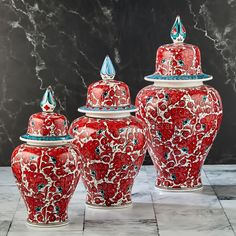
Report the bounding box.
[145,16,212,82]
[78,56,137,114]
[20,86,73,144]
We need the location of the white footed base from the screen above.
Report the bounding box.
[155,185,203,192]
[86,202,133,209]
[152,80,204,88]
[26,220,69,228]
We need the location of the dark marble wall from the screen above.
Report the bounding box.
[0,0,235,165]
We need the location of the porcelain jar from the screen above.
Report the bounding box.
[135,16,223,191]
[11,87,81,226]
[69,56,147,208]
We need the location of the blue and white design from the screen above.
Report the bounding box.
[20,134,73,141]
[100,55,116,80]
[170,15,186,43]
[40,86,56,112]
[145,73,212,81]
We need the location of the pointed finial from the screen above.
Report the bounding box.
[40,86,56,112]
[170,16,186,43]
[100,55,116,80]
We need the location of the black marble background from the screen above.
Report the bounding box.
[0,0,235,166]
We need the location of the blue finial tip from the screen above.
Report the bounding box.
[170,16,186,43]
[100,55,116,80]
[40,86,56,112]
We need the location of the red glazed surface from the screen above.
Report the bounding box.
[135,85,222,189]
[27,112,68,136]
[155,43,202,76]
[69,116,147,207]
[11,144,80,224]
[86,79,130,108]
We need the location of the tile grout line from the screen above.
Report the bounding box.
[82,205,86,233]
[145,167,160,236]
[204,169,236,236]
[6,195,21,236]
[150,193,161,236]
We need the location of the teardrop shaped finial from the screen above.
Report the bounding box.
[40,86,56,112]
[100,55,116,80]
[170,16,186,43]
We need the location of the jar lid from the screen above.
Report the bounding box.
[145,16,212,82]
[78,56,137,114]
[20,86,73,144]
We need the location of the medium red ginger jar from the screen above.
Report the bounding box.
[11,87,81,226]
[135,16,223,191]
[69,56,147,208]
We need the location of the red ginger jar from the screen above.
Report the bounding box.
[69,56,147,208]
[11,87,81,226]
[135,16,223,191]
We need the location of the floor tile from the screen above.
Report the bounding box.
[0,186,20,213]
[0,220,11,236]
[0,167,15,186]
[158,229,235,236]
[152,184,233,234]
[85,202,155,221]
[7,231,83,236]
[204,165,236,185]
[220,200,236,232]
[0,165,235,236]
[83,219,158,235]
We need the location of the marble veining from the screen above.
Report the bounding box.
[187,0,236,89]
[0,1,236,165]
[0,165,236,236]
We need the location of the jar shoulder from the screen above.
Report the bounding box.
[11,143,76,157]
[69,115,146,132]
[136,84,221,100]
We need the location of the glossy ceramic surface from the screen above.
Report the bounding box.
[11,87,81,226]
[24,86,72,141]
[70,56,147,207]
[70,116,146,207]
[79,56,137,113]
[146,16,211,81]
[11,144,80,225]
[136,84,222,190]
[136,16,223,191]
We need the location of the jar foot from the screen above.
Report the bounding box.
[86,202,133,209]
[26,220,69,228]
[155,184,203,192]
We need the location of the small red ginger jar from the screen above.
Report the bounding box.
[135,16,223,191]
[69,56,147,208]
[11,87,81,226]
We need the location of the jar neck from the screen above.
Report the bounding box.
[22,140,71,147]
[85,112,131,119]
[153,81,203,88]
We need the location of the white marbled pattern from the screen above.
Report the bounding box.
[0,165,235,236]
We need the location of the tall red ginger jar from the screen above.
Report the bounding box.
[135,16,223,191]
[11,87,81,226]
[69,56,147,208]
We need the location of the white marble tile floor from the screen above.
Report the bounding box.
[0,165,235,236]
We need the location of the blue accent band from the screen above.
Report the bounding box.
[145,73,212,80]
[79,104,137,112]
[21,134,73,141]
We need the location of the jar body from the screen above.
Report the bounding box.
[11,144,81,226]
[69,115,147,208]
[135,84,223,190]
